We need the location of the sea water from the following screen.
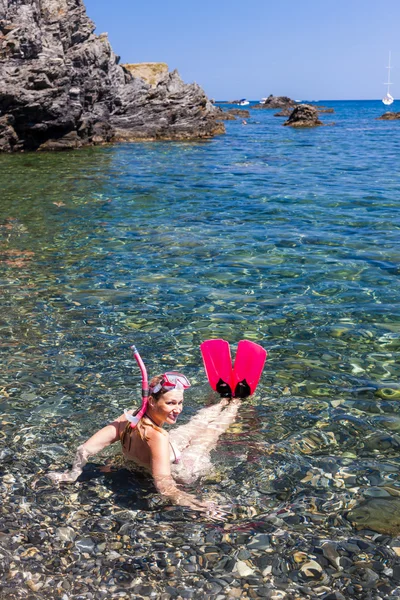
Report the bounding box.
[1,100,400,596]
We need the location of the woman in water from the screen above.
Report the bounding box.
[48,372,240,518]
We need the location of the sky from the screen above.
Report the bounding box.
[85,0,400,101]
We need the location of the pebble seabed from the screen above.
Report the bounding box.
[2,101,400,598]
[3,408,400,600]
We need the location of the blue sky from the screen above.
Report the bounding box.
[85,0,399,101]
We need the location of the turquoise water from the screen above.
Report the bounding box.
[2,100,400,596]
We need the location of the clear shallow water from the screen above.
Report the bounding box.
[2,100,400,598]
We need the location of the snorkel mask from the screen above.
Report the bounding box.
[125,346,190,428]
[150,372,191,394]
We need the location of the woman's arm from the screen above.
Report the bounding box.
[48,415,125,483]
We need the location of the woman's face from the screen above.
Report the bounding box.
[153,389,184,425]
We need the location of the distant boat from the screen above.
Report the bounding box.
[237,99,250,106]
[382,51,394,106]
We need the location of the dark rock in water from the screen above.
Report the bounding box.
[226,108,250,118]
[274,108,293,117]
[283,104,323,128]
[256,94,297,109]
[0,0,223,152]
[213,107,236,121]
[213,107,250,121]
[378,112,400,120]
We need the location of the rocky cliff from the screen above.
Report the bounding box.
[0,0,223,152]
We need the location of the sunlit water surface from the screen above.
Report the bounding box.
[1,101,400,598]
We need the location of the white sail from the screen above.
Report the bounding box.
[382,52,394,105]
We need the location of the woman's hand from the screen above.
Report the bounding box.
[47,469,81,483]
[181,497,230,521]
[47,444,90,484]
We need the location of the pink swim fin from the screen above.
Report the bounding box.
[200,339,233,398]
[232,340,267,398]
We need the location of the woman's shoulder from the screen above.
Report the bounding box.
[145,425,170,456]
[142,421,168,439]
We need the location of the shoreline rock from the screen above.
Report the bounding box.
[0,0,223,152]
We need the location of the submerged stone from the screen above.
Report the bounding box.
[375,388,400,400]
[74,537,96,553]
[348,497,400,535]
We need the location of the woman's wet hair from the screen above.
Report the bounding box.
[131,375,167,418]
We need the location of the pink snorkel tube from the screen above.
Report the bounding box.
[126,345,149,428]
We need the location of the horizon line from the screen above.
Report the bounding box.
[215,98,395,103]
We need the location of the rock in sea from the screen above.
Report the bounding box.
[256,94,297,109]
[283,104,324,128]
[378,112,400,120]
[0,0,223,152]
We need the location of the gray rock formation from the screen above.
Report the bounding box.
[283,104,323,128]
[0,0,223,152]
[255,95,297,109]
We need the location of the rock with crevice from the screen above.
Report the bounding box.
[0,0,223,152]
[283,104,323,128]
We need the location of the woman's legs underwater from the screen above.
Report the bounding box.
[170,399,241,484]
[170,400,228,451]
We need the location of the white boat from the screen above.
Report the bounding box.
[382,51,394,106]
[383,92,394,106]
[237,99,250,106]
